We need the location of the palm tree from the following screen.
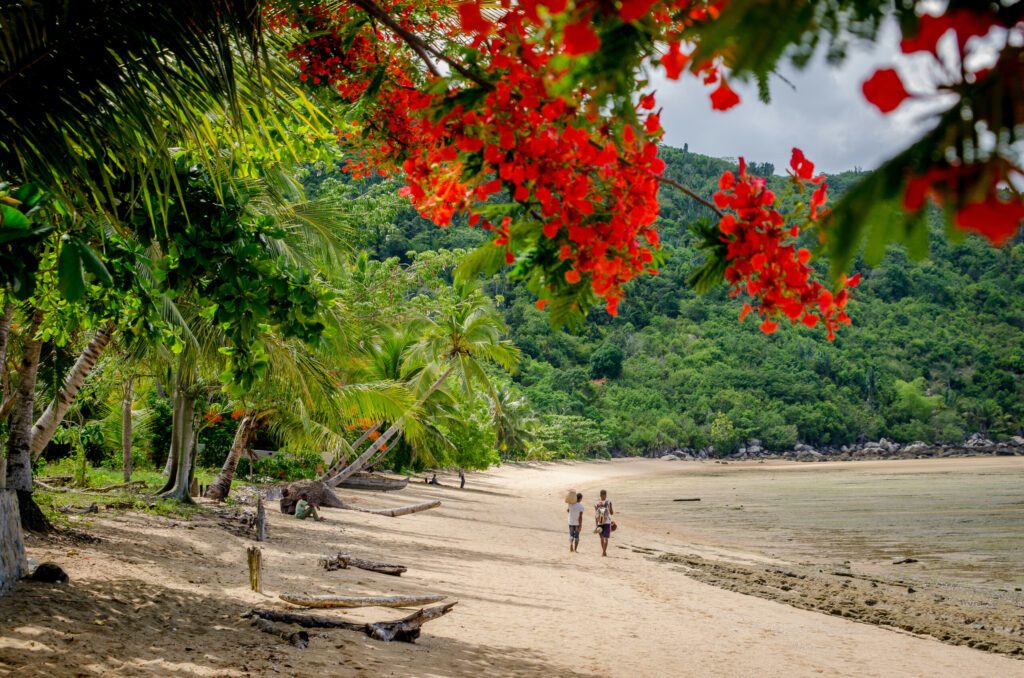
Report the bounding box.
[204,333,412,501]
[491,386,538,459]
[328,282,519,485]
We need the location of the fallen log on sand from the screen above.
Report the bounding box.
[251,602,457,643]
[344,499,441,518]
[672,498,701,502]
[318,553,407,576]
[250,616,309,648]
[280,593,445,609]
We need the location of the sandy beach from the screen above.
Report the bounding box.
[1,457,1022,677]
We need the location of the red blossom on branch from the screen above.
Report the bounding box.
[715,150,858,340]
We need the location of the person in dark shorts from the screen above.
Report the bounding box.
[595,489,614,556]
[567,492,584,552]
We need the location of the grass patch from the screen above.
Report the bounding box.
[33,461,218,525]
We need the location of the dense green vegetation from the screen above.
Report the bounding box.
[310,146,1024,457]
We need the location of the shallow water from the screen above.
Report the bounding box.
[612,457,1024,592]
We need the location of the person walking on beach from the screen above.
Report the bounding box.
[567,492,584,552]
[595,489,614,556]
[459,468,466,489]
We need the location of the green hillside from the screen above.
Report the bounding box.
[305,146,1024,457]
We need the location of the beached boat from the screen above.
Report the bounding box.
[338,472,409,492]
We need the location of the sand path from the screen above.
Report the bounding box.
[2,458,1022,677]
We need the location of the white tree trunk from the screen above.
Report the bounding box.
[30,321,115,460]
[4,309,44,492]
[319,421,381,484]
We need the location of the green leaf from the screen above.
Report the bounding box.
[58,238,86,301]
[0,205,30,230]
[78,242,114,286]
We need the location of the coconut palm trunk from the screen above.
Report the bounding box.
[121,378,134,483]
[318,421,382,484]
[30,321,115,460]
[328,364,455,487]
[0,302,13,399]
[4,309,44,492]
[158,386,197,502]
[204,415,257,501]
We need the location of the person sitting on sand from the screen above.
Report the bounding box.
[567,492,584,552]
[428,473,441,485]
[294,492,324,521]
[595,489,614,556]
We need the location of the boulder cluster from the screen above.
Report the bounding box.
[652,434,1024,463]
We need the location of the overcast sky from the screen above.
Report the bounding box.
[653,24,938,175]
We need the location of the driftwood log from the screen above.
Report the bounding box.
[251,602,457,643]
[672,498,701,502]
[250,615,309,648]
[280,593,445,609]
[345,500,441,518]
[318,553,407,576]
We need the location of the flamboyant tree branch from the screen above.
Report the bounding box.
[348,0,490,88]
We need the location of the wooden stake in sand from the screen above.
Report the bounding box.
[256,497,267,542]
[280,593,445,609]
[345,499,441,518]
[251,602,457,643]
[318,553,407,576]
[247,546,263,593]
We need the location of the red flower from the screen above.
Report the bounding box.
[563,21,600,56]
[619,0,659,23]
[709,80,740,111]
[955,197,1024,246]
[565,269,582,284]
[661,42,689,80]
[862,68,910,114]
[790,148,815,181]
[457,3,491,35]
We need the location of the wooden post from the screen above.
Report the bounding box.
[256,497,267,542]
[247,546,263,593]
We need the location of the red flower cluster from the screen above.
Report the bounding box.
[715,149,859,340]
[862,8,1023,247]
[276,4,667,315]
[904,161,1024,247]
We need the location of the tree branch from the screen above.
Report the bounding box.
[347,0,493,90]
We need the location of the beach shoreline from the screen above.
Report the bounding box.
[1,457,1022,676]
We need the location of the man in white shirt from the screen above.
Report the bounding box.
[567,493,584,552]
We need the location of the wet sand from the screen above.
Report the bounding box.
[0,457,1021,676]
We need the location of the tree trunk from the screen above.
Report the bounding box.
[121,378,133,483]
[0,302,13,400]
[30,321,115,460]
[318,553,407,576]
[158,386,196,502]
[204,415,256,501]
[250,602,457,643]
[5,309,44,493]
[279,593,445,609]
[328,364,455,487]
[344,499,441,518]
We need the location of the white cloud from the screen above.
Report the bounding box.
[654,23,940,174]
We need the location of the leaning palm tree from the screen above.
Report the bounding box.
[327,282,519,485]
[204,332,412,501]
